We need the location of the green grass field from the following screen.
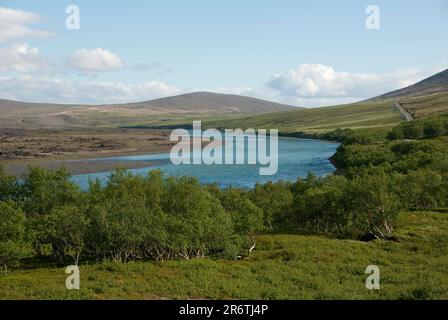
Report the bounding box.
[73,112,246,129]
[203,92,448,134]
[401,92,448,119]
[204,99,402,134]
[1,211,446,300]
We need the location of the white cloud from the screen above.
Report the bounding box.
[200,63,439,107]
[267,64,432,106]
[0,43,55,73]
[67,48,124,73]
[0,7,52,43]
[193,65,437,107]
[130,61,176,74]
[0,59,443,107]
[197,86,257,96]
[0,75,181,104]
[195,85,369,107]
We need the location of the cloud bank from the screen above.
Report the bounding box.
[0,43,55,73]
[66,48,124,72]
[0,6,444,107]
[266,64,430,106]
[0,76,182,104]
[130,61,176,75]
[0,7,52,43]
[0,63,436,106]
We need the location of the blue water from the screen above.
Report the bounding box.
[70,137,339,189]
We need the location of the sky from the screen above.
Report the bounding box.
[0,0,447,106]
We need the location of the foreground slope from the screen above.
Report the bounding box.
[1,211,446,299]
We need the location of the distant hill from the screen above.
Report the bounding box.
[125,92,298,114]
[205,69,448,133]
[1,69,447,131]
[373,68,448,100]
[370,68,448,119]
[0,92,298,128]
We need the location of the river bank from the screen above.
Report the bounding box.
[1,127,341,179]
[0,128,174,177]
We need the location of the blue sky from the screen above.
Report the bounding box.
[0,0,447,106]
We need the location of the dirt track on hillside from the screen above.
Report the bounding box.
[394,102,415,121]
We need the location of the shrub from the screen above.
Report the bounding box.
[0,201,33,271]
[401,122,424,139]
[250,181,293,231]
[387,127,404,140]
[160,176,236,260]
[219,188,265,254]
[0,166,21,202]
[399,169,447,210]
[347,173,402,239]
[22,167,82,216]
[423,120,445,138]
[293,175,350,236]
[39,205,89,264]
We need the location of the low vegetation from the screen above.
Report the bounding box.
[400,92,448,119]
[1,210,447,299]
[0,115,447,299]
[205,99,401,133]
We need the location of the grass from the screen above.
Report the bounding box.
[72,112,256,129]
[82,90,448,133]
[400,92,448,119]
[1,211,447,300]
[203,91,448,134]
[204,99,402,134]
[5,90,447,133]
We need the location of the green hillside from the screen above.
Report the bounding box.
[204,69,448,134]
[205,99,400,133]
[205,92,448,134]
[0,92,297,129]
[399,92,448,119]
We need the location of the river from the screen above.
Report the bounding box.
[70,137,339,189]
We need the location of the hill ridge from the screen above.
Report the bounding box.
[372,68,448,100]
[204,68,448,133]
[0,91,299,128]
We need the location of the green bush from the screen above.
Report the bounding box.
[250,181,293,231]
[22,167,82,216]
[219,188,265,254]
[347,173,402,239]
[39,205,89,264]
[292,175,350,236]
[84,170,241,261]
[0,166,22,202]
[0,201,33,270]
[388,115,448,140]
[399,169,447,210]
[2,114,447,267]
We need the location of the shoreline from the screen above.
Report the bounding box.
[1,128,340,178]
[3,158,170,178]
[0,128,174,177]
